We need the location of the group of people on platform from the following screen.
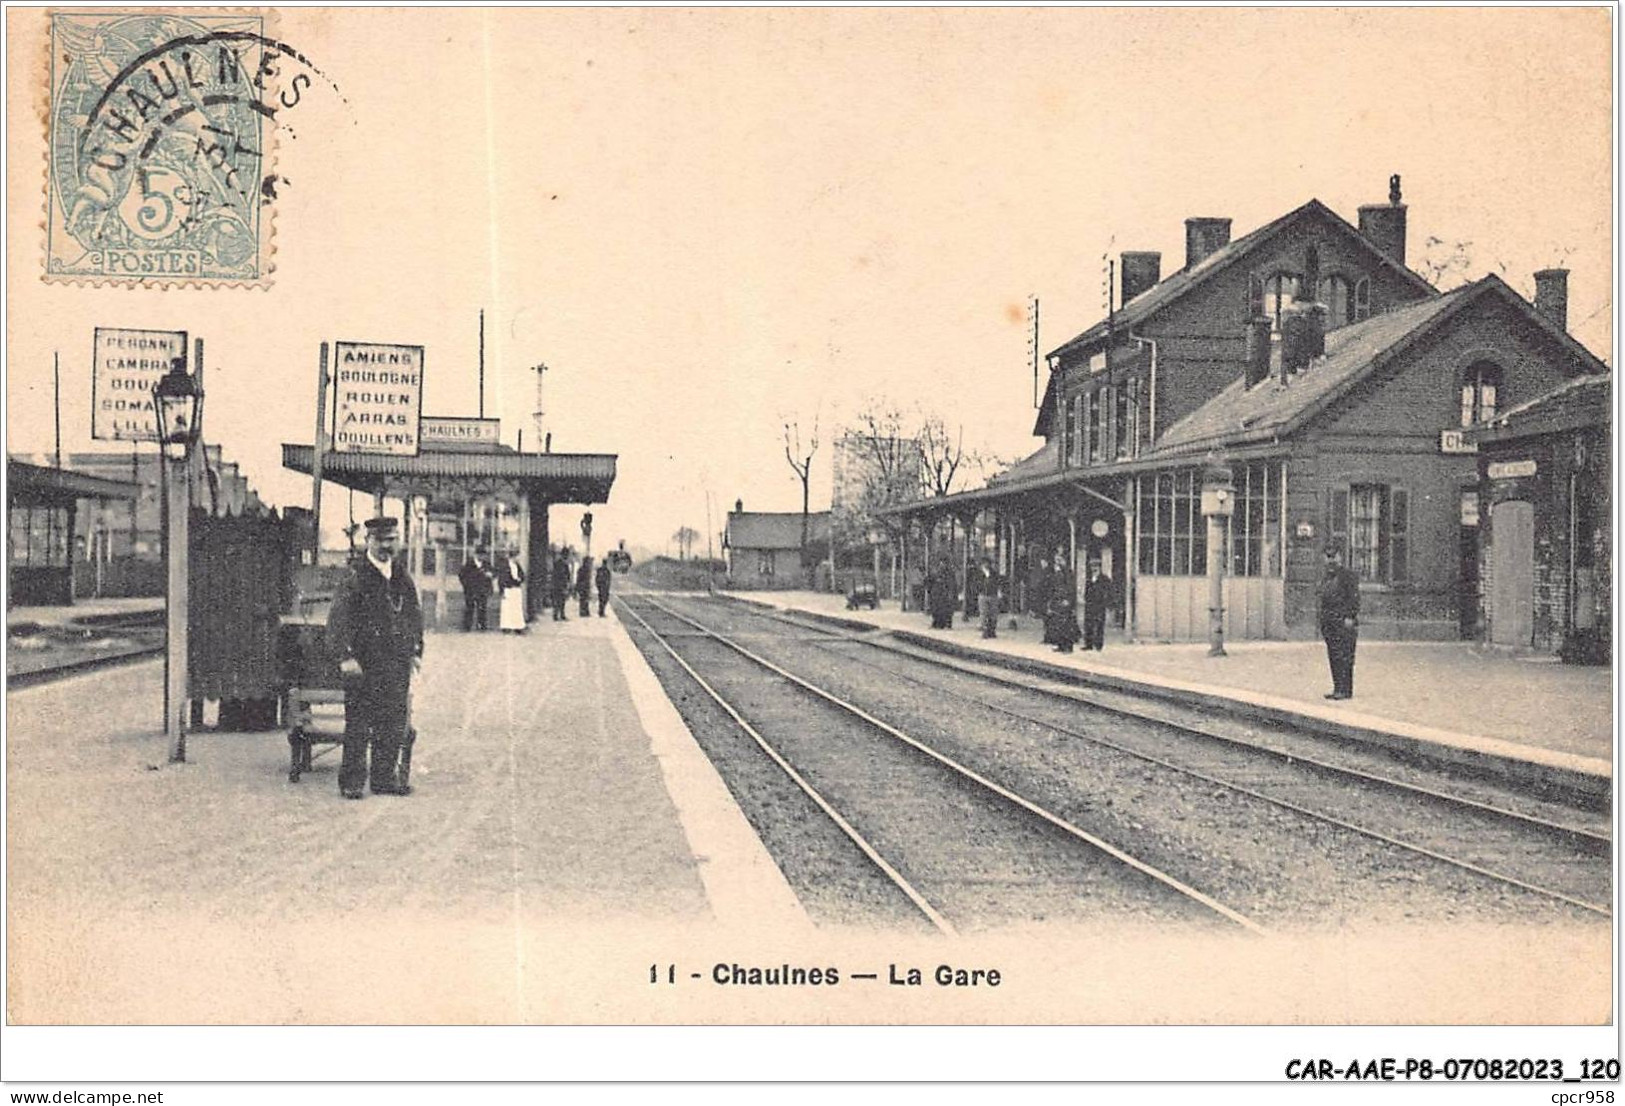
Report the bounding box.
[455,549,529,633]
[459,547,615,631]
[922,553,1116,653]
[325,519,622,802]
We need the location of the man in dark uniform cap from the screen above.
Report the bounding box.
[594,558,612,617]
[1318,544,1360,700]
[327,516,423,798]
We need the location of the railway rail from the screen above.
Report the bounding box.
[621,591,1611,930]
[619,593,1267,936]
[741,603,1614,916]
[8,609,166,688]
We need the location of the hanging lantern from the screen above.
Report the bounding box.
[151,357,203,461]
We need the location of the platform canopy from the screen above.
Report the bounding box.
[281,444,616,504]
[8,459,140,508]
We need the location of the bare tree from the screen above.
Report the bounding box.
[917,415,966,499]
[782,414,820,576]
[672,526,700,560]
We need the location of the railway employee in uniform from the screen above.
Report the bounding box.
[550,549,572,621]
[1318,544,1360,700]
[595,558,613,617]
[457,551,493,632]
[1081,559,1114,651]
[328,516,423,799]
[576,557,594,618]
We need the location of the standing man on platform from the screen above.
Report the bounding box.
[976,557,1001,640]
[576,556,594,617]
[328,516,423,799]
[595,558,612,617]
[1081,559,1114,651]
[458,549,493,632]
[1318,544,1360,700]
[550,548,572,622]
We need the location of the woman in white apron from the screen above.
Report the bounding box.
[498,552,527,632]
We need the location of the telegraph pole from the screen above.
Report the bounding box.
[312,343,329,563]
[531,362,549,447]
[53,352,62,470]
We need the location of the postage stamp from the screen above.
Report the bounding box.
[45,10,329,286]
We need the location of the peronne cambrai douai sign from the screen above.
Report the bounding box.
[332,341,425,455]
[92,327,187,441]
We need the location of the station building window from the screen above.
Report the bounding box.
[1228,461,1283,577]
[1460,361,1501,427]
[1115,380,1137,460]
[1329,483,1409,585]
[758,552,775,577]
[1136,470,1207,576]
[9,505,71,568]
[1086,389,1106,463]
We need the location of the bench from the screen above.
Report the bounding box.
[286,686,346,783]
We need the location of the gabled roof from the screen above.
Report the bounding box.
[1150,274,1609,458]
[1047,198,1436,362]
[724,511,830,551]
[1469,373,1612,444]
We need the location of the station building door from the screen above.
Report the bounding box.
[1489,499,1535,647]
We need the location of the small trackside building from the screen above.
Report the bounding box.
[722,507,830,589]
[1467,372,1612,660]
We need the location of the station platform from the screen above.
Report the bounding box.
[718,589,1614,801]
[5,607,806,1024]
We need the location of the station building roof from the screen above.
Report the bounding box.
[8,459,141,507]
[1467,372,1612,444]
[281,444,617,503]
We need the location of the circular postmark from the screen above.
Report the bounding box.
[49,13,341,280]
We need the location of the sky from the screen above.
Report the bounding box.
[6,7,1614,556]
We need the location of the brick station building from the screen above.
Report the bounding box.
[1467,374,1612,659]
[887,177,1608,642]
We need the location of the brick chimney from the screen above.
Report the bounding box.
[735,498,743,513]
[1184,217,1232,270]
[1534,268,1569,331]
[1244,315,1273,388]
[1280,302,1327,378]
[1357,173,1407,267]
[1120,251,1162,305]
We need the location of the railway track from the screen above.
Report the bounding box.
[8,609,166,689]
[620,593,1266,936]
[622,592,1611,931]
[742,605,1615,913]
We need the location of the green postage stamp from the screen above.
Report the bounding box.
[45,10,325,285]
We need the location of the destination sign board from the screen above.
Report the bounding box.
[422,416,500,446]
[1487,459,1537,480]
[332,341,424,455]
[92,327,187,441]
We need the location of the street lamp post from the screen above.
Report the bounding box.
[1200,461,1235,658]
[153,357,204,763]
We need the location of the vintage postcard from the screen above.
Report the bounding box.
[4,4,1616,1090]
